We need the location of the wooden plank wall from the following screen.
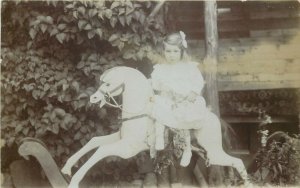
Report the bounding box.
[169,1,300,91]
[190,35,300,91]
[169,1,300,39]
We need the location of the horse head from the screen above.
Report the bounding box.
[90,67,126,108]
[90,66,152,112]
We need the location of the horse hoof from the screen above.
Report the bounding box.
[61,166,71,176]
[68,184,78,188]
[244,180,253,188]
[180,151,192,167]
[155,140,164,150]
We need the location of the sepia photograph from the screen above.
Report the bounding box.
[1,0,300,187]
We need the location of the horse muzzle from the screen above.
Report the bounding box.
[90,91,106,108]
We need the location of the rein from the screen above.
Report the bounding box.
[99,83,125,109]
[122,114,150,123]
[98,81,151,122]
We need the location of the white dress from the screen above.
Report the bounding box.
[150,61,209,129]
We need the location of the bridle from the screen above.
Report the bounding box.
[98,81,125,109]
[97,80,150,122]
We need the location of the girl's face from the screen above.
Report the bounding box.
[163,43,181,63]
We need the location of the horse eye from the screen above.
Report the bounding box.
[105,83,110,86]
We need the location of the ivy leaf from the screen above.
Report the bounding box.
[110,16,118,28]
[123,50,134,59]
[84,23,92,30]
[65,3,74,9]
[56,33,66,44]
[78,19,88,30]
[87,30,95,39]
[63,114,72,126]
[44,83,50,91]
[76,61,85,69]
[77,6,86,15]
[105,9,112,19]
[111,1,120,9]
[118,41,124,51]
[57,23,67,31]
[76,33,84,44]
[74,131,82,140]
[63,136,73,145]
[139,11,146,24]
[108,33,119,42]
[118,8,125,16]
[118,16,125,27]
[39,24,47,33]
[126,7,134,15]
[50,28,59,37]
[29,28,37,39]
[133,34,140,45]
[22,127,30,135]
[60,121,68,130]
[133,2,142,9]
[95,28,103,38]
[80,138,87,146]
[45,16,54,24]
[98,12,104,20]
[71,81,80,92]
[4,95,13,104]
[73,11,78,19]
[32,90,40,100]
[77,93,88,100]
[62,83,69,91]
[56,144,64,156]
[126,15,132,25]
[88,9,98,18]
[54,108,66,117]
[137,49,144,60]
[7,137,15,147]
[15,124,23,133]
[52,123,59,134]
[27,41,33,49]
[133,11,140,21]
[80,126,88,134]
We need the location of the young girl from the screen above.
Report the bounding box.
[150,31,208,167]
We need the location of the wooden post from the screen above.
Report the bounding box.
[202,1,224,186]
[203,0,220,116]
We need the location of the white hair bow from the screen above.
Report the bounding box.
[179,31,188,48]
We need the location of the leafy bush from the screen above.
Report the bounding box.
[1,0,165,179]
[253,131,300,186]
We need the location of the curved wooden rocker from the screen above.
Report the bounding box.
[18,137,68,188]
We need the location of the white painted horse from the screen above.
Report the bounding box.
[61,66,250,188]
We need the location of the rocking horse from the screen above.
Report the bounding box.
[61,66,250,188]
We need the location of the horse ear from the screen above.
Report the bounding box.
[98,74,105,85]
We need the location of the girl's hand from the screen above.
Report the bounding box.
[187,92,197,102]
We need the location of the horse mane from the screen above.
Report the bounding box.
[100,66,148,82]
[100,66,120,81]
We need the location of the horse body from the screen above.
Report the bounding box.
[62,66,249,188]
[117,67,153,141]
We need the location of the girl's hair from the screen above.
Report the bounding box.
[164,32,185,49]
[163,32,189,60]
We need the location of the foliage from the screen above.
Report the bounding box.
[252,132,300,186]
[154,128,187,174]
[1,0,165,180]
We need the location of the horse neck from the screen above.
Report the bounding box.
[121,77,152,118]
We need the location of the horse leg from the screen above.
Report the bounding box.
[194,112,250,184]
[205,149,249,182]
[155,122,165,150]
[61,131,120,176]
[68,139,148,188]
[180,130,192,167]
